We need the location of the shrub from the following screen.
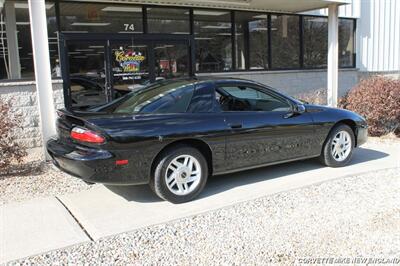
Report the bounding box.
[0,99,27,173]
[339,76,400,137]
[295,89,327,105]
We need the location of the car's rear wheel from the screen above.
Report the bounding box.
[150,145,208,203]
[320,124,355,167]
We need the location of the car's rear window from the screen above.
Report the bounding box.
[112,80,195,114]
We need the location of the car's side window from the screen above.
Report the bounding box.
[216,85,291,112]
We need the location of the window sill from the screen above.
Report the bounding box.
[0,79,63,87]
[197,68,359,76]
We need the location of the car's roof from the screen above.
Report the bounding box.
[175,76,262,86]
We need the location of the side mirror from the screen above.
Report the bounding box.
[284,103,305,119]
[293,103,306,114]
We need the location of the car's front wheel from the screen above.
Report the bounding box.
[150,145,208,203]
[320,124,355,167]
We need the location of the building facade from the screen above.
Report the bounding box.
[0,0,399,150]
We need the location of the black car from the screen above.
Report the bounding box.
[47,77,368,203]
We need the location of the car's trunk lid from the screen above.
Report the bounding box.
[56,109,109,144]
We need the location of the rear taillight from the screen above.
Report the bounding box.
[70,127,105,144]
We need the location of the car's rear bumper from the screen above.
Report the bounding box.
[356,124,368,147]
[47,138,149,185]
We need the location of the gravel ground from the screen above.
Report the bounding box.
[10,167,400,265]
[0,163,95,205]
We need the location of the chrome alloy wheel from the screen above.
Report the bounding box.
[165,155,202,196]
[331,131,352,162]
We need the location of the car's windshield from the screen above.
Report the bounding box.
[112,80,195,114]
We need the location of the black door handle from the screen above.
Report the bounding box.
[229,123,242,129]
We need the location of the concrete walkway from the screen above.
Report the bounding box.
[0,197,90,263]
[1,141,399,263]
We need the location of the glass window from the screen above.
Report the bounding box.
[0,1,57,80]
[216,85,290,112]
[303,16,328,68]
[194,10,232,72]
[234,12,269,70]
[59,3,143,33]
[248,14,269,69]
[113,80,195,114]
[67,42,107,109]
[15,7,34,79]
[271,15,300,69]
[339,19,355,67]
[147,8,189,34]
[234,12,246,70]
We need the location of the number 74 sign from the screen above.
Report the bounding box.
[124,24,135,31]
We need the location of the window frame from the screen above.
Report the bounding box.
[191,9,356,73]
[1,2,357,82]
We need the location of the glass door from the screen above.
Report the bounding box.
[109,39,190,97]
[60,33,194,110]
[64,41,108,110]
[110,39,150,97]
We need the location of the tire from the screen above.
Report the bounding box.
[150,145,208,203]
[319,124,355,167]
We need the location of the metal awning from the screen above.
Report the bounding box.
[67,0,350,13]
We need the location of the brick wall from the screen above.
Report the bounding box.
[0,80,64,149]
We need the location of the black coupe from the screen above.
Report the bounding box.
[47,77,368,203]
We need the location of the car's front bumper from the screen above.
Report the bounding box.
[47,138,149,185]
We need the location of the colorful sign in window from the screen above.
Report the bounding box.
[114,49,145,73]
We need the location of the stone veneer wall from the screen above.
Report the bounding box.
[358,71,400,81]
[198,69,359,97]
[0,80,64,149]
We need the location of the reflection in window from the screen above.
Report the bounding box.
[234,12,269,70]
[303,16,328,68]
[248,15,269,69]
[339,19,355,67]
[0,1,57,80]
[217,86,290,112]
[271,15,299,69]
[113,81,194,114]
[154,44,189,79]
[147,8,190,34]
[59,3,143,33]
[194,10,232,72]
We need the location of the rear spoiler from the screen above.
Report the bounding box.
[56,109,106,134]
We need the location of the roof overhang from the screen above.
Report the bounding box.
[68,0,350,13]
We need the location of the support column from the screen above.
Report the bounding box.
[28,0,56,156]
[5,1,21,79]
[327,4,339,107]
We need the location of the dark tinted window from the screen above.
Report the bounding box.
[303,16,328,68]
[147,7,190,34]
[216,85,290,112]
[235,12,269,70]
[271,15,300,69]
[59,3,143,33]
[113,81,194,114]
[0,1,57,80]
[339,19,355,67]
[194,10,232,72]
